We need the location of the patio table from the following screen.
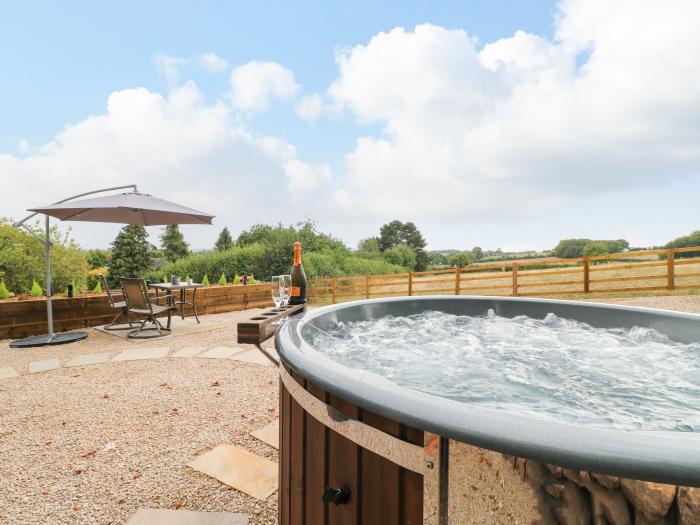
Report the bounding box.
[150,282,203,323]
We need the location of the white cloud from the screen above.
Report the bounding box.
[296,94,324,121]
[152,53,187,83]
[17,139,30,153]
[283,159,331,197]
[1,82,330,247]
[230,60,299,112]
[304,0,700,220]
[198,52,229,73]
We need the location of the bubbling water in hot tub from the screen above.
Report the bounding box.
[309,309,700,432]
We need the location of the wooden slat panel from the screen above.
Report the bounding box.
[361,411,401,525]
[327,394,360,525]
[400,426,424,525]
[290,371,306,525]
[305,383,328,525]
[280,368,292,525]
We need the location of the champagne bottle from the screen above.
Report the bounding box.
[289,241,307,305]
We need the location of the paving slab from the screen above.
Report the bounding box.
[197,346,243,359]
[250,420,279,450]
[230,348,274,366]
[171,346,207,358]
[188,444,278,500]
[28,358,60,374]
[126,509,248,525]
[65,353,111,368]
[112,347,170,362]
[0,367,20,380]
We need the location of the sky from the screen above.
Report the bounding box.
[2,0,699,251]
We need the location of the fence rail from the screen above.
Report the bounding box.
[308,246,700,304]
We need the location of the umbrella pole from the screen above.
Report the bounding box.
[45,215,54,341]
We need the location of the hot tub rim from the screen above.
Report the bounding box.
[275,295,700,487]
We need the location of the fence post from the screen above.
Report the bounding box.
[667,249,675,290]
[512,263,518,296]
[331,278,337,304]
[454,267,461,296]
[408,272,413,296]
[365,275,370,299]
[583,257,590,294]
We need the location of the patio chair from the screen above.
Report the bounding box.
[119,277,176,339]
[100,274,132,331]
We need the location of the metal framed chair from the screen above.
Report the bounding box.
[119,277,176,339]
[100,274,132,330]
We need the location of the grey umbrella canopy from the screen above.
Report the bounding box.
[28,191,214,225]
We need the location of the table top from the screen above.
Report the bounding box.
[150,282,203,290]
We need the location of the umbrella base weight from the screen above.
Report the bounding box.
[10,332,88,349]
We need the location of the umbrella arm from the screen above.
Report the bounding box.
[13,184,138,228]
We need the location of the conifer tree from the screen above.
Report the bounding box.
[161,224,189,262]
[107,225,152,287]
[214,227,234,251]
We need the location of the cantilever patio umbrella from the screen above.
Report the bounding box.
[10,184,214,349]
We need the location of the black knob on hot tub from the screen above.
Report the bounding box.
[322,486,350,505]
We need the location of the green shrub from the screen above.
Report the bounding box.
[664,230,700,259]
[233,273,240,284]
[202,274,210,286]
[0,280,10,300]
[249,275,256,284]
[92,280,102,294]
[31,280,42,297]
[0,219,88,295]
[449,251,475,268]
[383,245,417,270]
[582,242,609,258]
[218,273,227,285]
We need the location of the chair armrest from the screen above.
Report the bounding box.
[152,293,175,304]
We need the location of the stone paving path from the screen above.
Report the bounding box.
[0,344,276,380]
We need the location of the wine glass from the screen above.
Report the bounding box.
[280,275,291,309]
[271,276,282,311]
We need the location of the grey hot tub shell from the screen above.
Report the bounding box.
[276,295,700,487]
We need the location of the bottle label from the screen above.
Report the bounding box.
[291,286,301,297]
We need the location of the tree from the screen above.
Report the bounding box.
[86,249,109,269]
[382,245,417,270]
[582,242,609,258]
[665,230,700,259]
[0,218,88,294]
[428,251,449,266]
[107,225,153,286]
[449,251,474,268]
[358,237,381,253]
[161,224,189,262]
[553,239,591,259]
[378,220,429,271]
[214,227,234,251]
[472,246,483,260]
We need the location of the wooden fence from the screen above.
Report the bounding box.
[308,246,700,304]
[0,283,273,340]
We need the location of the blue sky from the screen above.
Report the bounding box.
[2,1,699,251]
[0,1,555,154]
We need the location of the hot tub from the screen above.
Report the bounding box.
[275,296,700,524]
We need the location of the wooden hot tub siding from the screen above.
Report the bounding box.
[280,364,424,525]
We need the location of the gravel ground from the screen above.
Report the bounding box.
[0,309,278,525]
[1,295,699,524]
